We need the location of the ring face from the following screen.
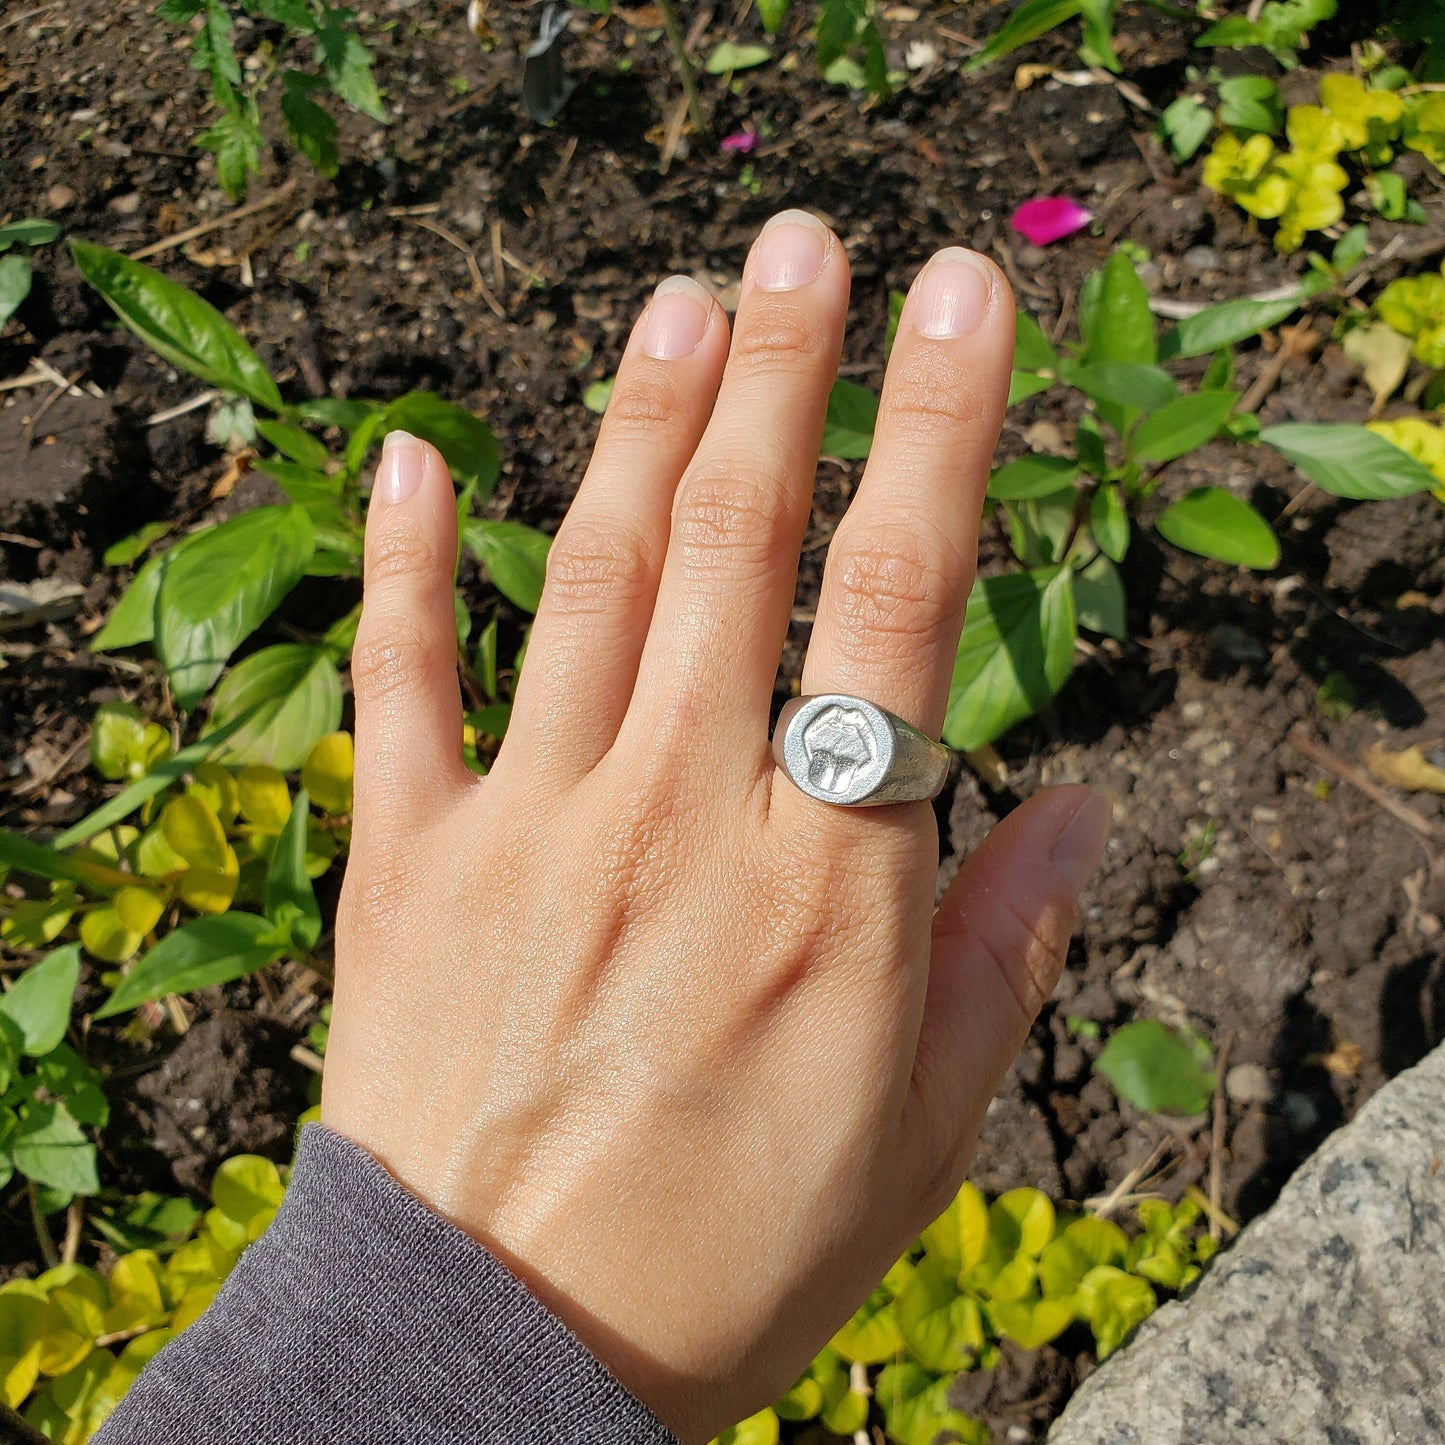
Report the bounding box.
[773,694,951,807]
[779,695,898,806]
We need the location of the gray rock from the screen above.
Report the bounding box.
[1047,1042,1445,1444]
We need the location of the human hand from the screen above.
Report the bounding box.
[321,210,1110,1443]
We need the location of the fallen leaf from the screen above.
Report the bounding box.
[1341,322,1412,414]
[210,447,256,500]
[1014,63,1054,90]
[0,577,86,631]
[1312,1040,1362,1079]
[1365,741,1445,795]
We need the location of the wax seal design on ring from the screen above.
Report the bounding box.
[801,703,879,796]
[772,694,951,807]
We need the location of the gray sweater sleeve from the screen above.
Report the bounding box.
[93,1124,679,1445]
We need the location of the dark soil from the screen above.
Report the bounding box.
[3,0,1444,1439]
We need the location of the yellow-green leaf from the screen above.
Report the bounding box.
[302,731,353,815]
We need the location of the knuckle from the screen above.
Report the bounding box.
[671,468,798,576]
[340,850,421,941]
[366,522,440,588]
[732,298,825,375]
[885,351,985,436]
[349,613,436,706]
[828,525,968,650]
[600,366,687,444]
[543,519,656,615]
[977,891,1077,1024]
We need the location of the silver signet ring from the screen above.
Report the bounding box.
[771,694,951,807]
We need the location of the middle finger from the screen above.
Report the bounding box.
[617,210,850,775]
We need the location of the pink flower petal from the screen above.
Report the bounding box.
[1011,196,1093,247]
[721,130,759,154]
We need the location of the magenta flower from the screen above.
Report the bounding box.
[721,130,759,155]
[1011,196,1093,246]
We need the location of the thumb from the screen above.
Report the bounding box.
[907,785,1111,1190]
[350,430,472,837]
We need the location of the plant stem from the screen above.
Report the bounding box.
[655,0,708,141]
[27,1181,60,1270]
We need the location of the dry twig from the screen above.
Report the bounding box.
[129,180,298,262]
[1288,727,1445,844]
[408,216,506,318]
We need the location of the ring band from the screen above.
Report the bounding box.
[771,694,951,807]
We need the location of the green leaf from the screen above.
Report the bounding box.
[1013,310,1058,371]
[198,94,263,202]
[280,70,339,177]
[829,1279,908,1364]
[12,1104,98,1194]
[379,393,499,497]
[1158,95,1213,163]
[964,0,1083,72]
[895,1259,987,1371]
[1217,74,1284,133]
[1078,0,1120,71]
[1080,250,1156,367]
[876,1361,988,1445]
[263,790,322,951]
[155,506,315,710]
[885,290,906,360]
[70,243,282,411]
[1090,483,1129,561]
[0,254,32,329]
[95,914,282,1018]
[1156,486,1279,568]
[988,455,1079,501]
[944,568,1077,751]
[821,378,878,459]
[462,520,552,614]
[0,829,122,892]
[1071,553,1127,639]
[1078,249,1155,435]
[205,644,343,770]
[92,551,168,651]
[103,520,173,568]
[1063,361,1178,415]
[706,41,772,72]
[713,1408,780,1445]
[52,713,255,850]
[255,418,330,471]
[254,0,320,29]
[0,946,80,1057]
[1158,294,1302,360]
[1260,423,1439,501]
[292,396,376,430]
[211,1154,284,1225]
[0,218,62,249]
[1096,1018,1215,1115]
[316,12,387,120]
[1008,370,1054,406]
[582,377,614,415]
[195,0,242,85]
[757,0,791,32]
[1130,391,1237,463]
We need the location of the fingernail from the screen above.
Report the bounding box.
[641,275,712,360]
[377,430,424,504]
[1050,789,1112,895]
[753,209,830,291]
[911,248,994,339]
